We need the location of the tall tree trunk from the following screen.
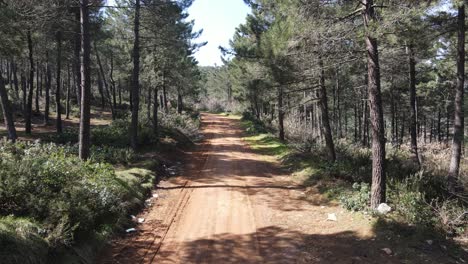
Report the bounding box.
[0,75,17,141]
[118,79,122,107]
[74,9,82,107]
[278,85,285,141]
[55,30,63,134]
[12,60,19,99]
[94,42,115,119]
[147,88,152,120]
[66,63,71,119]
[437,106,442,143]
[318,59,336,162]
[177,88,183,114]
[79,0,91,160]
[25,31,34,134]
[44,53,51,124]
[407,43,420,165]
[35,61,40,113]
[162,72,168,113]
[97,74,105,108]
[110,53,117,109]
[363,0,386,209]
[448,4,465,188]
[21,70,26,112]
[153,86,158,136]
[130,0,141,150]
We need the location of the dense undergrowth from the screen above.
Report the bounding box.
[241,113,467,240]
[0,111,200,263]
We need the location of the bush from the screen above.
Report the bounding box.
[89,146,136,165]
[160,112,201,142]
[241,112,268,135]
[388,176,435,226]
[340,182,370,212]
[0,140,155,249]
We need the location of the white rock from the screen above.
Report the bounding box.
[377,203,392,214]
[130,215,136,219]
[138,218,145,223]
[153,193,159,198]
[381,248,392,255]
[320,206,326,209]
[126,228,137,233]
[327,213,337,221]
[426,240,433,245]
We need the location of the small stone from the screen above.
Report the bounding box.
[381,248,392,255]
[377,203,392,214]
[138,218,145,223]
[130,215,136,219]
[327,213,337,221]
[426,240,433,245]
[320,206,326,209]
[153,193,159,198]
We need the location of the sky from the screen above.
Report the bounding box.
[106,0,249,66]
[188,0,250,66]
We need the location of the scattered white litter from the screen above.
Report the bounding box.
[138,218,145,223]
[426,240,433,245]
[327,213,337,221]
[130,215,136,219]
[126,228,137,233]
[153,193,159,199]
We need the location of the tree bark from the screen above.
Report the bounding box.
[79,0,91,160]
[363,0,386,209]
[278,85,285,141]
[177,88,183,114]
[12,60,19,99]
[35,61,40,113]
[66,63,71,119]
[162,72,168,113]
[130,0,141,150]
[153,86,158,136]
[318,59,336,162]
[407,43,420,166]
[74,8,82,106]
[448,4,465,188]
[0,75,17,141]
[55,30,63,134]
[94,42,115,119]
[44,53,51,124]
[25,31,34,134]
[110,53,117,109]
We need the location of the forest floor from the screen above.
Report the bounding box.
[0,107,112,140]
[97,113,464,264]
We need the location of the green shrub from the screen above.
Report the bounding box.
[241,112,268,135]
[160,112,201,142]
[0,140,154,249]
[42,128,79,144]
[339,182,370,212]
[388,173,444,227]
[89,146,136,165]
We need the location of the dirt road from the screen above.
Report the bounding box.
[100,113,456,264]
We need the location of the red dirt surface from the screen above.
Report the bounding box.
[98,113,463,264]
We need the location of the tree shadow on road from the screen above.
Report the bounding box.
[154,224,466,264]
